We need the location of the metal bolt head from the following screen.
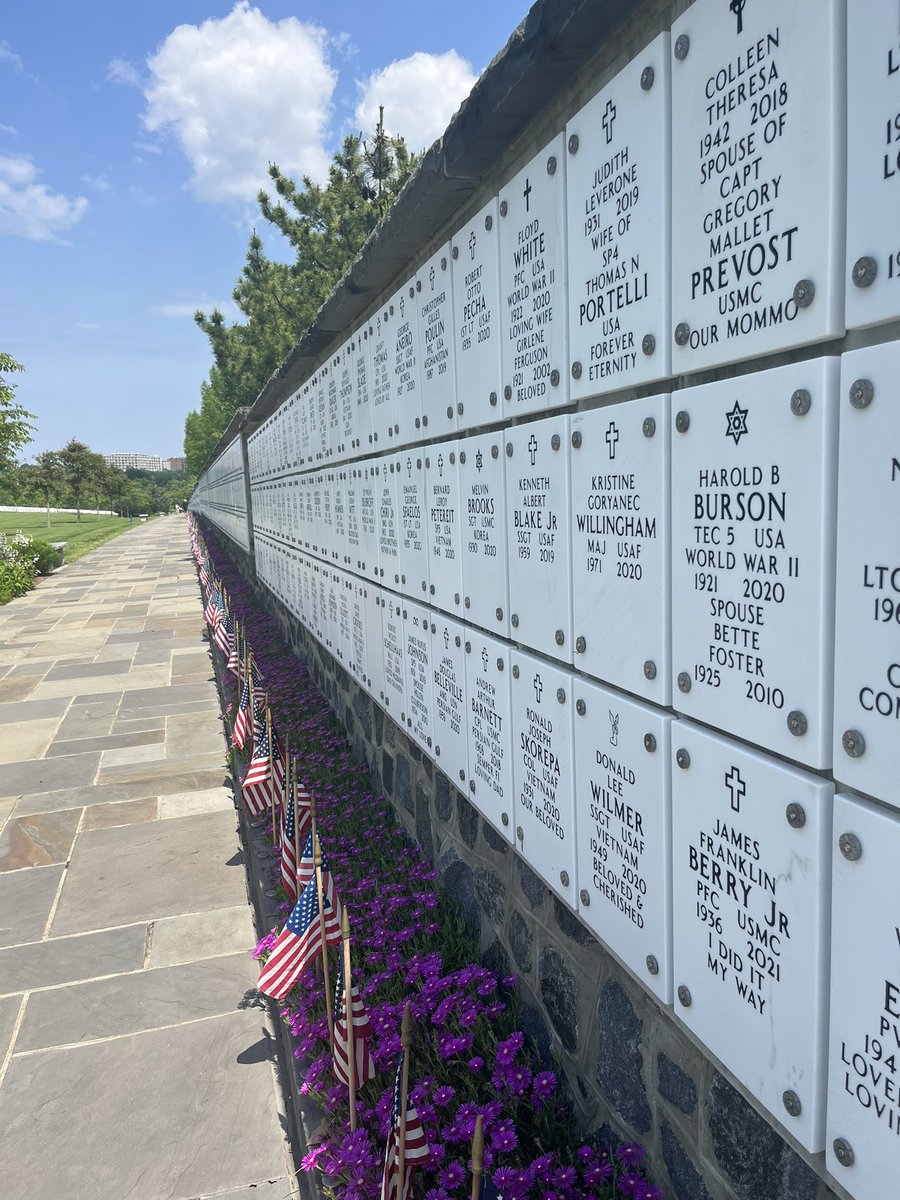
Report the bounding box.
[491,444,499,459]
[489,390,498,407]
[499,199,508,217]
[496,607,503,621]
[676,748,690,770]
[849,378,874,409]
[485,214,492,231]
[470,779,476,793]
[551,433,561,451]
[842,728,866,758]
[786,803,806,829]
[501,812,509,826]
[512,663,520,678]
[793,278,815,307]
[782,1090,802,1118]
[646,954,659,975]
[554,628,564,645]
[464,596,471,608]
[644,733,657,753]
[580,888,590,905]
[447,405,454,419]
[643,416,656,438]
[641,332,656,356]
[787,710,808,737]
[675,409,690,433]
[833,1138,854,1168]
[576,698,586,716]
[571,430,583,449]
[677,984,692,1006]
[547,155,557,175]
[511,613,519,628]
[790,388,811,417]
[575,635,586,654]
[465,641,471,653]
[677,671,692,693]
[568,133,579,154]
[674,322,690,346]
[550,369,560,386]
[452,245,459,259]
[643,659,657,680]
[571,360,583,380]
[556,687,566,704]
[454,592,460,605]
[839,832,863,862]
[852,255,877,288]
[640,64,655,90]
[504,384,512,400]
[559,870,570,887]
[497,657,504,671]
[516,825,524,842]
[506,442,513,457]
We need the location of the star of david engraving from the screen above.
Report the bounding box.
[444,628,450,649]
[469,230,477,260]
[533,674,543,703]
[609,711,620,747]
[475,449,483,473]
[730,0,747,35]
[527,434,538,466]
[725,766,746,813]
[725,400,749,446]
[605,421,619,460]
[602,98,617,143]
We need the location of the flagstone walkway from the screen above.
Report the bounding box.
[0,517,297,1200]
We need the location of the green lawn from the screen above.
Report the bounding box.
[0,511,157,565]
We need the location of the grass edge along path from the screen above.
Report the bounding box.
[0,512,156,566]
[195,518,665,1200]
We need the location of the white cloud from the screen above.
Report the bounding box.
[107,57,141,88]
[0,123,17,138]
[354,50,477,152]
[142,1,336,203]
[81,171,111,193]
[151,300,234,318]
[0,155,87,241]
[134,140,162,155]
[0,41,25,73]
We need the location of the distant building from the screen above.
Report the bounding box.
[164,457,186,473]
[104,453,166,472]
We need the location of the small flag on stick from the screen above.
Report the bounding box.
[257,876,341,1000]
[380,1007,428,1200]
[334,910,376,1129]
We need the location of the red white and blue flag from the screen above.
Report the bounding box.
[232,675,252,749]
[332,957,377,1089]
[213,605,232,655]
[380,1053,430,1200]
[280,779,311,901]
[241,719,282,817]
[257,877,342,1000]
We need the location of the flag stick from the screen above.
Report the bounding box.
[341,907,357,1131]
[292,757,302,894]
[470,1114,484,1200]
[310,795,322,981]
[282,733,290,851]
[397,1003,413,1200]
[314,832,334,1047]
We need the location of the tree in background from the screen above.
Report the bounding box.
[184,118,417,474]
[58,439,105,522]
[0,353,37,470]
[34,451,62,526]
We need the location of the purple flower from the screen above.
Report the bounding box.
[432,1084,456,1108]
[494,1032,524,1067]
[437,1159,466,1190]
[489,1119,518,1154]
[616,1143,646,1168]
[584,1161,613,1187]
[617,1171,645,1197]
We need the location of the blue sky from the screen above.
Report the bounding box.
[0,1,530,462]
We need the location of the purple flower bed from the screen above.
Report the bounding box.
[198,522,664,1200]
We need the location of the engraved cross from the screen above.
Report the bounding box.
[605,421,619,460]
[469,230,477,259]
[533,674,543,703]
[523,177,532,212]
[730,0,746,35]
[482,648,489,671]
[602,98,617,144]
[528,434,538,466]
[725,766,746,813]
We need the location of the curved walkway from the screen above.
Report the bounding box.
[0,517,296,1200]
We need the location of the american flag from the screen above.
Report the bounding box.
[225,617,241,677]
[241,720,278,817]
[232,675,252,749]
[257,877,342,999]
[203,588,222,628]
[332,957,376,1089]
[213,605,232,655]
[380,1053,430,1200]
[280,778,311,901]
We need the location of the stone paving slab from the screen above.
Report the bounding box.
[13,769,229,817]
[51,811,246,935]
[147,905,254,969]
[47,726,164,758]
[81,796,159,831]
[0,809,82,870]
[0,865,64,946]
[0,995,22,1061]
[0,751,100,800]
[43,659,133,681]
[159,786,233,820]
[0,718,62,764]
[0,1012,290,1200]
[15,952,257,1051]
[0,697,69,725]
[0,923,148,995]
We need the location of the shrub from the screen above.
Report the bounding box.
[29,538,60,576]
[0,531,39,603]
